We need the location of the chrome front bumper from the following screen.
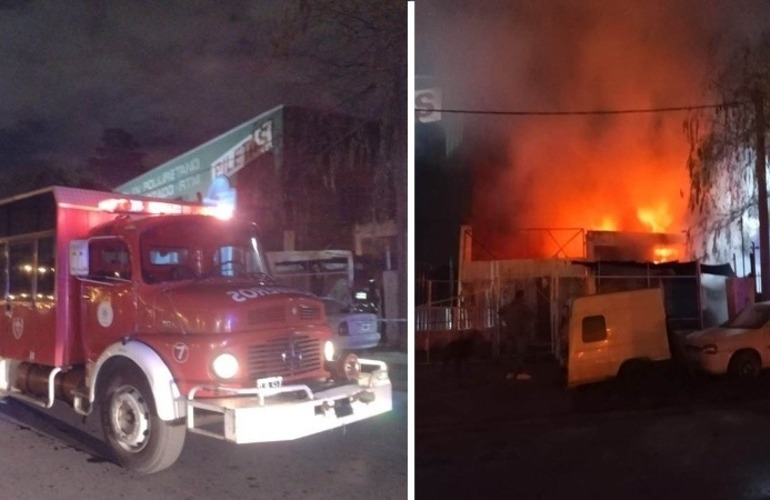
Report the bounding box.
[185,359,392,443]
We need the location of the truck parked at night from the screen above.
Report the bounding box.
[563,287,671,388]
[0,186,392,473]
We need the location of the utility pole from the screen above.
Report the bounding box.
[755,91,769,300]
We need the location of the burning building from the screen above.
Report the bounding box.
[416,1,770,354]
[586,230,684,263]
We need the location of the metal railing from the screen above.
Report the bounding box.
[415,304,497,332]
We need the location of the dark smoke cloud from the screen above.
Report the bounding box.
[417,0,770,256]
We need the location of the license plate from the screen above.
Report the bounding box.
[256,376,283,390]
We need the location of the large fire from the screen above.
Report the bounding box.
[470,140,689,262]
[422,2,712,266]
[637,203,674,234]
[653,244,678,263]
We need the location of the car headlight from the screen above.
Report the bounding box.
[324,340,335,362]
[338,321,349,336]
[212,353,239,379]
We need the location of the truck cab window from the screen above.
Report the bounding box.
[144,247,193,282]
[149,248,188,265]
[214,246,245,277]
[140,218,270,283]
[582,315,607,343]
[89,239,131,280]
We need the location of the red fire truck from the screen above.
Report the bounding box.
[0,186,392,473]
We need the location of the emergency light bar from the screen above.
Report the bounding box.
[97,197,233,219]
[200,204,235,220]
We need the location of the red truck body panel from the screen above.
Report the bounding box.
[0,187,121,366]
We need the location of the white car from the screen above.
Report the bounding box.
[684,301,770,378]
[321,297,381,351]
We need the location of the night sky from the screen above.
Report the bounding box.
[0,1,402,184]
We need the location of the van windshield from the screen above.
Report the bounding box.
[139,217,272,284]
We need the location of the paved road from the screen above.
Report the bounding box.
[0,352,407,500]
[418,400,770,499]
[417,359,770,499]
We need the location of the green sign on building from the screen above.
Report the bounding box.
[117,105,284,203]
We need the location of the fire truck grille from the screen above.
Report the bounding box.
[247,335,322,379]
[298,305,321,320]
[247,304,322,325]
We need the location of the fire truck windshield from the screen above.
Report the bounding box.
[139,217,272,284]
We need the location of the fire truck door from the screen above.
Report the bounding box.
[80,239,138,359]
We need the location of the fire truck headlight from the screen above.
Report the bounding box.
[324,340,335,362]
[212,353,239,379]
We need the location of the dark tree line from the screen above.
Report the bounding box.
[0,123,147,199]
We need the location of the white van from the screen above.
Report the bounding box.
[566,287,670,388]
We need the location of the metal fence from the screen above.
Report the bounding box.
[414,260,737,363]
[415,285,502,362]
[415,303,497,332]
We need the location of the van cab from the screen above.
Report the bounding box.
[566,287,670,387]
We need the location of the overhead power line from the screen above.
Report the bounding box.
[415,101,747,116]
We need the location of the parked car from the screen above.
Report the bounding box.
[322,297,381,351]
[684,301,770,378]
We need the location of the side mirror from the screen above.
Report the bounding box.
[69,240,89,277]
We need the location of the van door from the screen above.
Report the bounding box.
[568,311,612,387]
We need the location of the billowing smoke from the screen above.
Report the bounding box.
[417,0,770,259]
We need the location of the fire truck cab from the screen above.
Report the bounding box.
[0,186,392,473]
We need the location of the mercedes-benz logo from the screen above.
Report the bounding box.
[281,341,303,372]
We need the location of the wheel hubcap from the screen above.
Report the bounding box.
[110,385,150,452]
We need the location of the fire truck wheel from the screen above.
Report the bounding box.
[98,361,186,474]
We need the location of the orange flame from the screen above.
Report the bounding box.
[637,204,673,233]
[652,244,678,263]
[597,216,618,231]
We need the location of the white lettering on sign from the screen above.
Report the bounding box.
[211,120,274,179]
[416,87,443,123]
[145,184,175,198]
[226,286,307,303]
[123,158,203,198]
[177,173,202,192]
[171,158,202,178]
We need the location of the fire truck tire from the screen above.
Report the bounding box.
[98,361,186,474]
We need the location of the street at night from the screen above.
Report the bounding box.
[0,351,407,499]
[416,2,770,498]
[417,360,770,499]
[0,2,408,498]
[0,396,406,499]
